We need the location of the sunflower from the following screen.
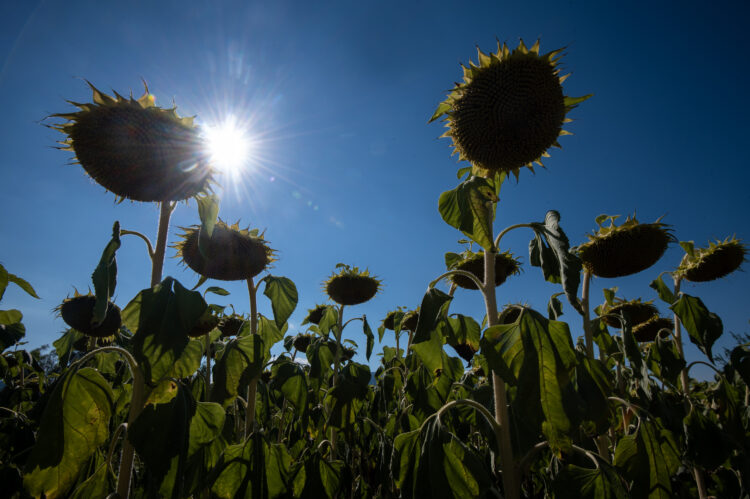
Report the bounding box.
[218,314,246,338]
[51,82,212,202]
[401,309,420,332]
[632,316,674,342]
[600,298,658,329]
[430,39,590,178]
[302,305,329,326]
[292,333,314,354]
[175,221,276,281]
[448,250,521,290]
[676,237,747,282]
[577,214,673,278]
[57,293,121,339]
[323,264,381,306]
[187,307,221,338]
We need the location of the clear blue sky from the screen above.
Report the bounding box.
[1,1,748,378]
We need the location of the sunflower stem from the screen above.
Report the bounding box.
[116,366,147,499]
[205,333,211,401]
[672,277,689,394]
[150,202,173,287]
[245,277,258,438]
[482,247,519,499]
[330,304,345,459]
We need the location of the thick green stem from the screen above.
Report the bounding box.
[581,270,594,359]
[245,277,258,438]
[330,305,345,458]
[205,333,211,401]
[150,202,173,287]
[482,248,519,499]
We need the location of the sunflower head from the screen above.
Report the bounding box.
[450,342,478,363]
[292,333,314,354]
[632,315,674,342]
[187,307,221,338]
[302,305,329,326]
[430,39,590,179]
[447,249,521,290]
[323,264,381,306]
[401,309,420,332]
[676,237,747,282]
[51,82,213,202]
[381,308,405,331]
[600,298,658,329]
[218,313,246,338]
[576,214,674,278]
[175,220,276,281]
[57,292,121,339]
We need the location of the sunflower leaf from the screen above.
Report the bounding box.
[91,221,121,325]
[438,176,497,251]
[670,294,723,362]
[261,275,298,329]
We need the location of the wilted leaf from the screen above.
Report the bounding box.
[211,334,265,408]
[670,294,723,362]
[91,221,120,325]
[438,176,497,251]
[261,275,298,329]
[411,287,452,375]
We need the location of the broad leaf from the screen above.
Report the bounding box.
[0,321,25,353]
[411,287,452,375]
[529,211,583,314]
[614,419,680,498]
[0,263,39,301]
[646,334,685,387]
[649,274,675,305]
[438,175,497,251]
[24,368,113,499]
[256,314,284,351]
[391,430,421,498]
[684,408,731,471]
[670,294,723,362]
[272,361,308,416]
[554,461,628,498]
[261,275,298,329]
[363,316,374,360]
[127,277,208,384]
[327,362,371,428]
[211,334,265,407]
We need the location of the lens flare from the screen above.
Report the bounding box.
[203,116,252,175]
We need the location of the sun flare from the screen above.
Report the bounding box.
[203,116,253,175]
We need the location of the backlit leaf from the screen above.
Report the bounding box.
[91,221,120,325]
[261,275,298,329]
[438,176,497,251]
[670,294,723,362]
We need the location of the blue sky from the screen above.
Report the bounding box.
[1,0,748,378]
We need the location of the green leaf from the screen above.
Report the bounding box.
[679,240,695,257]
[444,314,480,350]
[438,176,497,251]
[197,194,220,258]
[574,354,613,433]
[646,334,685,387]
[649,274,676,305]
[529,211,583,314]
[391,430,421,498]
[317,306,338,337]
[307,337,335,382]
[327,362,371,428]
[602,287,617,307]
[257,314,284,351]
[684,408,731,471]
[411,287,452,375]
[24,368,113,499]
[0,265,7,301]
[128,278,208,384]
[272,361,308,416]
[564,94,593,107]
[301,454,347,499]
[554,461,628,499]
[130,381,225,498]
[68,459,113,499]
[261,275,298,329]
[0,309,22,326]
[7,273,39,300]
[729,345,750,386]
[205,286,230,296]
[91,221,120,325]
[211,334,265,407]
[429,100,452,123]
[614,419,680,498]
[481,307,579,453]
[0,321,25,352]
[670,294,723,362]
[363,316,374,360]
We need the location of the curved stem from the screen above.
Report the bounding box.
[429,270,483,291]
[150,201,174,287]
[570,445,601,469]
[73,346,138,380]
[245,277,258,438]
[107,423,127,473]
[120,230,155,259]
[519,441,549,474]
[494,223,536,249]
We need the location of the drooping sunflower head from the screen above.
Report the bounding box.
[175,220,276,281]
[218,313,246,338]
[447,249,521,290]
[381,308,404,331]
[292,333,314,353]
[323,264,381,306]
[632,316,674,343]
[302,305,329,326]
[401,309,420,332]
[675,237,747,282]
[56,292,121,339]
[576,214,674,278]
[600,298,658,329]
[187,307,222,338]
[51,82,213,202]
[430,39,590,179]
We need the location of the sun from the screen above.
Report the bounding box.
[203,116,253,176]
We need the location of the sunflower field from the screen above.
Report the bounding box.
[2,39,749,499]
